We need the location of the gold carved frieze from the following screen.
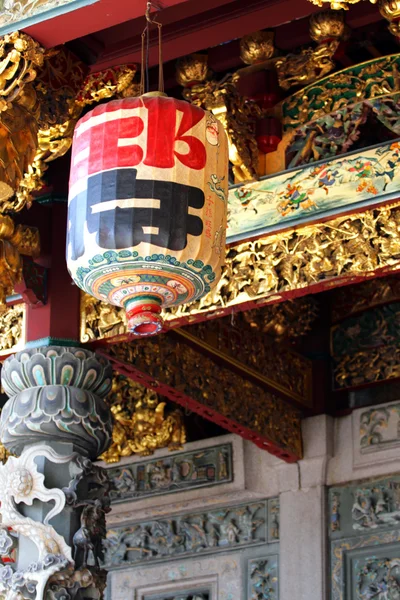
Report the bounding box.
[0,303,25,356]
[331,276,400,323]
[80,201,400,340]
[105,337,303,461]
[308,0,377,8]
[0,215,39,306]
[177,314,313,407]
[100,374,186,463]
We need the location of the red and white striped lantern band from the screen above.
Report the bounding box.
[67,92,228,336]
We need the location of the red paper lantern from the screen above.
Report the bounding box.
[67,93,228,336]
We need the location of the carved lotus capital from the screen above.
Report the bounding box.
[1,346,112,398]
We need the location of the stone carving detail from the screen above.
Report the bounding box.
[332,529,400,600]
[352,481,400,530]
[360,404,400,452]
[147,594,209,600]
[0,444,74,598]
[249,557,278,600]
[356,558,400,600]
[0,346,112,457]
[0,346,113,600]
[106,443,232,504]
[331,492,341,532]
[104,501,268,568]
[0,0,82,31]
[269,499,280,541]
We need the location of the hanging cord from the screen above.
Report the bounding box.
[140,1,164,95]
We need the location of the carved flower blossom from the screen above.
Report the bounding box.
[0,565,13,583]
[0,529,13,556]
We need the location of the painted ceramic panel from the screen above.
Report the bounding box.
[67,95,228,334]
[227,141,400,243]
[0,0,97,36]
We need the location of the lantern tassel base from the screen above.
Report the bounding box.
[125,298,164,337]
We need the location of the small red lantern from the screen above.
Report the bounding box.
[256,117,282,154]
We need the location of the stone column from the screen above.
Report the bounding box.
[278,415,333,600]
[0,346,113,599]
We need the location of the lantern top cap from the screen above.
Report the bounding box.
[141,91,168,98]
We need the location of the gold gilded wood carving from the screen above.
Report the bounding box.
[0,215,39,305]
[0,31,45,209]
[308,0,376,8]
[100,375,186,463]
[276,10,346,91]
[334,345,400,389]
[0,38,138,212]
[331,276,400,323]
[243,297,319,340]
[177,56,262,182]
[178,314,313,406]
[166,201,400,321]
[283,54,400,131]
[81,202,400,337]
[0,303,25,354]
[18,62,139,213]
[106,338,303,460]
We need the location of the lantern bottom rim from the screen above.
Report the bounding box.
[125,298,164,337]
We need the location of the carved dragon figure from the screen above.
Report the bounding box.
[0,444,75,599]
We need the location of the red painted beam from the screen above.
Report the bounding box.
[90,0,319,71]
[23,0,192,48]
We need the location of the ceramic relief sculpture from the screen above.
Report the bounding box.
[67,94,228,335]
[0,346,113,599]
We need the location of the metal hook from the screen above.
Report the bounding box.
[145,1,163,24]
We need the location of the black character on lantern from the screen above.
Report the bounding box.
[68,168,205,261]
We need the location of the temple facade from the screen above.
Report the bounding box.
[0,0,399,598]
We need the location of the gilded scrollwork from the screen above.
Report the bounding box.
[0,303,25,353]
[0,214,40,306]
[0,37,138,212]
[276,10,346,91]
[100,375,186,463]
[0,31,45,210]
[243,297,319,340]
[308,0,376,8]
[166,201,400,322]
[81,202,400,337]
[276,40,339,91]
[180,314,313,406]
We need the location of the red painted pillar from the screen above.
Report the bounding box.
[25,203,80,346]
